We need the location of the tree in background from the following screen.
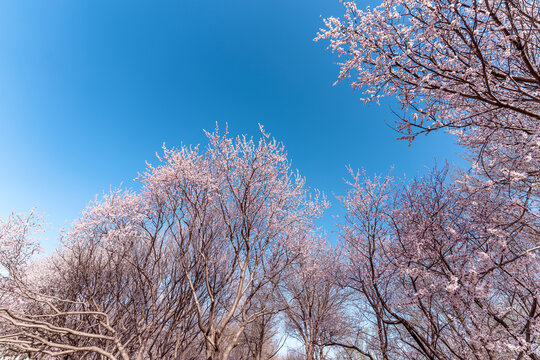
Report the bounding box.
[278,238,352,360]
[0,209,42,275]
[229,288,284,360]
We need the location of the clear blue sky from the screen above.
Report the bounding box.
[0,0,462,250]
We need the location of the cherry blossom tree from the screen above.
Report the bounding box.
[316,0,539,197]
[278,238,352,360]
[316,0,539,138]
[0,209,42,274]
[0,196,202,360]
[0,126,326,360]
[228,289,284,360]
[51,190,203,359]
[139,125,327,360]
[319,2,539,358]
[340,166,539,359]
[0,210,136,359]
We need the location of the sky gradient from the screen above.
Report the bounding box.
[0,0,462,250]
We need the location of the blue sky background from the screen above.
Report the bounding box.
[0,0,462,250]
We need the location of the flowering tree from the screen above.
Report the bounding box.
[316,0,539,138]
[53,190,202,359]
[278,238,352,360]
[340,167,539,359]
[228,288,284,360]
[139,126,327,360]
[319,2,539,358]
[0,126,326,360]
[0,209,42,273]
[316,0,539,197]
[0,196,201,360]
